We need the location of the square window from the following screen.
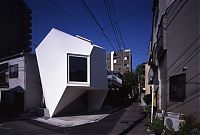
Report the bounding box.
[169,74,186,102]
[68,55,88,82]
[9,64,18,78]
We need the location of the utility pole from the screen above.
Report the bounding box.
[138,74,141,105]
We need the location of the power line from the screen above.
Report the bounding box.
[47,0,120,53]
[81,0,118,53]
[110,0,126,49]
[104,0,122,52]
[104,0,128,64]
[44,0,147,56]
[47,0,95,29]
[46,0,115,48]
[102,2,151,29]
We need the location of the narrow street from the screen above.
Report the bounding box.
[0,103,148,135]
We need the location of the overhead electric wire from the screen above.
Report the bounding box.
[110,0,126,49]
[104,0,128,61]
[102,2,151,29]
[45,0,148,56]
[81,0,119,53]
[107,0,125,50]
[47,0,125,56]
[46,0,108,35]
[46,0,116,52]
[104,0,122,52]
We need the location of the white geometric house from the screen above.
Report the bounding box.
[36,28,108,117]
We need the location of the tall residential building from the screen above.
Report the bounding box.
[0,0,32,58]
[148,0,200,122]
[106,49,132,75]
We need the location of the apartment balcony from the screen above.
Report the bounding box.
[107,71,122,88]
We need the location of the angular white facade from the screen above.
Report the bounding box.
[36,28,108,117]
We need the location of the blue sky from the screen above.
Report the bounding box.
[25,0,152,69]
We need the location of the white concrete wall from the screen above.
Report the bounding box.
[36,28,108,117]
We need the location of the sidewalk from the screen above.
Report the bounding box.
[109,102,149,135]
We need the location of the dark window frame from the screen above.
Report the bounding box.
[67,54,88,83]
[0,63,9,88]
[9,64,18,78]
[169,73,186,102]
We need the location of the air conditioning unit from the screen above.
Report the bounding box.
[164,116,185,132]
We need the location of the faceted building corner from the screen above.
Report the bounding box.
[36,28,108,117]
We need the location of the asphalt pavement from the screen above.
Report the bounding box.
[0,102,149,135]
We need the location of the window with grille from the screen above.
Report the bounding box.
[169,73,186,102]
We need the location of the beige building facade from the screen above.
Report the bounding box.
[106,49,132,75]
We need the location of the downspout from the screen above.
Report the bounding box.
[151,86,154,123]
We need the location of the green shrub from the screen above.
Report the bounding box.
[163,127,176,135]
[145,104,152,118]
[143,94,151,105]
[176,116,200,135]
[149,117,164,135]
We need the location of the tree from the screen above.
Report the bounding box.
[122,71,134,90]
[132,63,146,100]
[120,71,135,103]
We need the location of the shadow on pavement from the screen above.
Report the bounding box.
[119,113,147,135]
[24,107,127,134]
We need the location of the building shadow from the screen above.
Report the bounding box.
[24,107,127,134]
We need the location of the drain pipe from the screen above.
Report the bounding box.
[150,86,154,123]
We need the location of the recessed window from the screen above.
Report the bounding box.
[169,74,186,102]
[9,64,18,78]
[68,55,88,82]
[0,63,9,87]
